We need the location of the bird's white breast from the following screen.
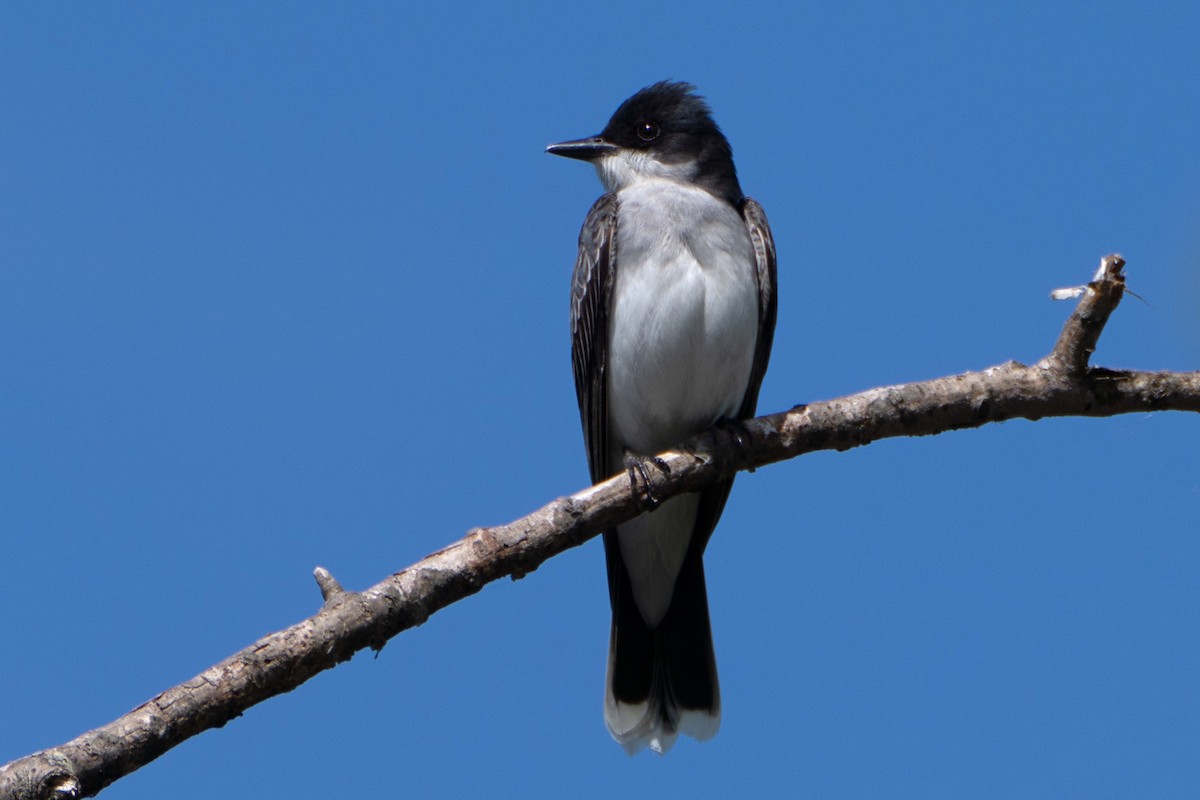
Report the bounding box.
[606,179,759,457]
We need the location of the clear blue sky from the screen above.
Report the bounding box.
[3,3,1198,798]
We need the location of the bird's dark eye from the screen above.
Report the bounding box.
[636,121,660,142]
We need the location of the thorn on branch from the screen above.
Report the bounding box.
[1044,253,1126,375]
[313,567,345,603]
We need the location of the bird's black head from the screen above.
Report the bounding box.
[547,81,744,207]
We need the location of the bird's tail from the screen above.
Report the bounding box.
[604,551,721,755]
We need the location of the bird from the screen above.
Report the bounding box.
[546,81,777,755]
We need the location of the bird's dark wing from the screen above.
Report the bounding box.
[570,193,619,485]
[691,197,779,552]
[737,197,779,420]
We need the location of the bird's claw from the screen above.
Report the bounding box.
[624,450,671,510]
[713,417,755,472]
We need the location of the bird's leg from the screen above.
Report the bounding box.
[713,417,756,472]
[623,448,672,510]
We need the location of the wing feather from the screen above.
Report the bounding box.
[738,197,779,420]
[569,193,619,485]
[691,197,779,551]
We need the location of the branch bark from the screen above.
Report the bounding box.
[3,256,1198,799]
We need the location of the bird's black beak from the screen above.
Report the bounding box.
[546,136,618,162]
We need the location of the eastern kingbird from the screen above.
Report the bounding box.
[547,81,778,754]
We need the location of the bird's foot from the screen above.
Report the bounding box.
[623,449,671,510]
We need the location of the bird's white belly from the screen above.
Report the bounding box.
[606,182,759,456]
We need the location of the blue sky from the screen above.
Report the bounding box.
[2,2,1198,798]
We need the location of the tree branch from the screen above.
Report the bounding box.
[3,255,1197,800]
